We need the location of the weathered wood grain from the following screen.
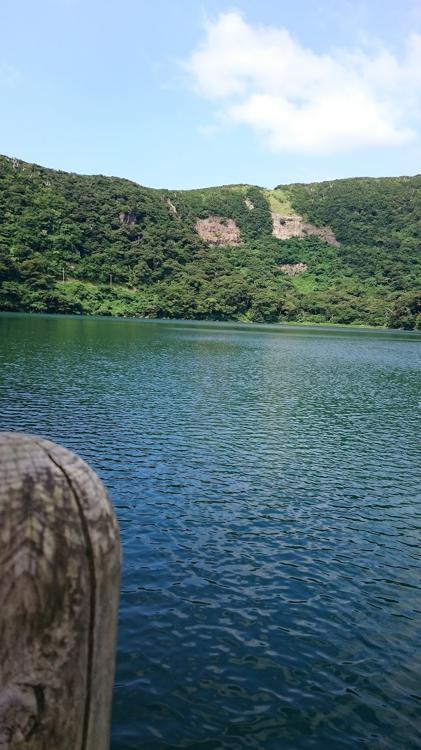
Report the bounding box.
[0,433,121,750]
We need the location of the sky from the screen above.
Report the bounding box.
[1,0,421,188]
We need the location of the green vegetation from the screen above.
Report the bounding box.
[266,188,297,216]
[0,155,420,328]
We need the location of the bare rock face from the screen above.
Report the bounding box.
[244,198,254,210]
[196,216,242,246]
[279,262,308,277]
[119,211,137,226]
[271,213,339,246]
[167,198,177,216]
[272,214,304,240]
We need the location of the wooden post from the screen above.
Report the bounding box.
[0,433,121,750]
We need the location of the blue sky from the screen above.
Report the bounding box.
[1,0,420,188]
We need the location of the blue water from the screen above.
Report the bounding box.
[0,314,420,749]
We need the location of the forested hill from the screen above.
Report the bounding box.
[0,154,420,328]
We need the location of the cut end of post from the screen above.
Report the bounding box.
[0,432,121,750]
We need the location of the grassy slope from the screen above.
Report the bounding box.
[0,155,420,328]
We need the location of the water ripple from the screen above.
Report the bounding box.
[0,314,420,750]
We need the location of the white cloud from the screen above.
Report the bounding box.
[185,12,421,154]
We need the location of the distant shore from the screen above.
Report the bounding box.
[2,310,419,334]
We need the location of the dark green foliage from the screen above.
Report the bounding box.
[387,291,421,329]
[0,155,420,327]
[279,176,421,292]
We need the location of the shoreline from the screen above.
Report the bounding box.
[1,309,419,334]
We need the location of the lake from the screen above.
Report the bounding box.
[0,313,420,750]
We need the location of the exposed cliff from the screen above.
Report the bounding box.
[196,216,242,245]
[271,213,338,246]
